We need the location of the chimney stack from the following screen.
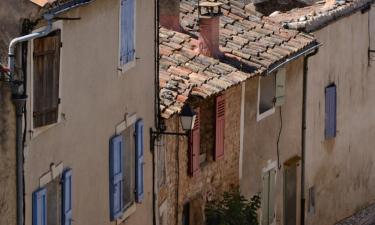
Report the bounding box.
[159,0,181,31]
[198,2,223,58]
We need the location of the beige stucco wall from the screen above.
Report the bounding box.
[305,9,375,225]
[0,1,38,224]
[241,58,304,225]
[22,0,155,225]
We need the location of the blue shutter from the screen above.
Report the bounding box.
[110,135,124,220]
[135,119,144,203]
[33,188,47,225]
[120,0,135,66]
[325,85,337,139]
[62,169,73,225]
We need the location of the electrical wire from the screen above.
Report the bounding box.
[276,107,282,170]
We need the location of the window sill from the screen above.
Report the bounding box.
[257,107,275,122]
[116,203,136,225]
[30,119,62,139]
[118,60,136,76]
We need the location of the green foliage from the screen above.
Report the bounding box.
[205,190,261,225]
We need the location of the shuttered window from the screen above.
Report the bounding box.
[189,108,200,176]
[325,84,337,139]
[109,135,124,220]
[261,168,276,225]
[135,119,144,203]
[33,188,47,225]
[33,30,60,128]
[214,95,225,160]
[62,169,73,225]
[120,0,135,66]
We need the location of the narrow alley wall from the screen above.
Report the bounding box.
[0,1,38,224]
[305,10,375,225]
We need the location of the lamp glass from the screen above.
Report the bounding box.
[180,115,196,131]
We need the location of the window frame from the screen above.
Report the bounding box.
[261,161,277,225]
[118,0,137,74]
[29,21,63,138]
[257,74,276,121]
[34,162,69,225]
[111,116,144,224]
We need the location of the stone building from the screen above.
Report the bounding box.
[0,0,155,225]
[0,1,39,225]
[156,1,317,225]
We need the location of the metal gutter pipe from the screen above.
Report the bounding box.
[300,45,320,225]
[8,13,54,225]
[267,42,322,75]
[8,14,53,82]
[153,0,160,223]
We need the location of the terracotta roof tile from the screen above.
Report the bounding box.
[159,0,317,119]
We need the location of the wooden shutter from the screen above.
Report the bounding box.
[215,95,225,160]
[189,107,200,176]
[325,85,337,139]
[110,135,124,220]
[135,119,144,203]
[275,68,286,107]
[33,187,47,225]
[120,0,135,65]
[268,169,276,224]
[261,172,270,225]
[62,169,72,225]
[33,30,60,128]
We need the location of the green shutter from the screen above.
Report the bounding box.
[268,169,276,224]
[262,172,270,225]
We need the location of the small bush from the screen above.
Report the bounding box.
[205,190,261,225]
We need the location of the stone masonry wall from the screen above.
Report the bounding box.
[0,1,38,224]
[160,85,242,225]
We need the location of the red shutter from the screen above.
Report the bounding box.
[189,107,200,176]
[215,95,225,160]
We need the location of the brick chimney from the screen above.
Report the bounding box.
[198,2,223,58]
[159,0,181,31]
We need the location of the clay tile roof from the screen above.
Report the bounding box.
[159,0,317,119]
[266,0,375,32]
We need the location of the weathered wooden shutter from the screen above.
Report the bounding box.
[62,169,72,225]
[33,187,47,225]
[189,107,200,176]
[325,85,337,139]
[120,0,135,66]
[33,30,60,128]
[275,68,286,107]
[135,119,144,203]
[215,95,225,160]
[110,135,124,220]
[268,169,276,224]
[261,172,270,225]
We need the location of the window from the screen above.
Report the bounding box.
[120,0,136,68]
[189,95,226,176]
[261,167,276,225]
[33,30,61,128]
[214,95,225,160]
[182,202,190,225]
[257,69,286,120]
[109,119,144,220]
[189,108,200,176]
[32,169,72,225]
[325,84,336,139]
